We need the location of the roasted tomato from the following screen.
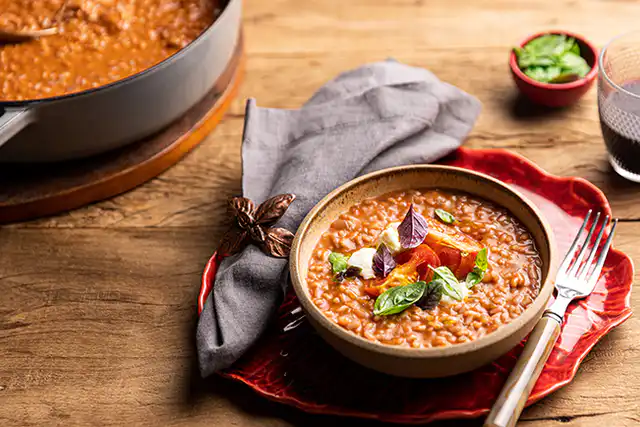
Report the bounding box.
[364,244,440,297]
[423,218,483,279]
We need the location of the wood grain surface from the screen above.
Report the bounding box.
[1,0,639,426]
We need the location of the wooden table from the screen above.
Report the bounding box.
[1,1,639,426]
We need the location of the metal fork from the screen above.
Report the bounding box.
[485,211,618,427]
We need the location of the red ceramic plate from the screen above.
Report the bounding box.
[198,147,633,424]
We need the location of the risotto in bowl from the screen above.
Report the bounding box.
[289,165,557,378]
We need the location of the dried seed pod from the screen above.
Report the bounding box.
[255,194,296,225]
[248,224,267,243]
[221,194,296,258]
[262,227,295,258]
[218,228,249,256]
[229,197,256,230]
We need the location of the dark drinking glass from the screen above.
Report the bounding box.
[599,32,640,182]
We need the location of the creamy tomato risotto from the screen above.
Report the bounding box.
[0,0,220,101]
[306,189,542,348]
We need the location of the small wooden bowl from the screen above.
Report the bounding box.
[289,165,558,378]
[509,31,598,107]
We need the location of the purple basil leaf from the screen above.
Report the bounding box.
[373,244,396,278]
[416,279,443,310]
[397,204,429,248]
[333,266,361,283]
[344,266,362,278]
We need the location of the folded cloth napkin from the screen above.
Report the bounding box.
[196,60,481,377]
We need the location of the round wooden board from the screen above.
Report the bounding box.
[0,38,244,225]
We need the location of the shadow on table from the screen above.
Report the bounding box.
[181,322,484,426]
[603,162,640,188]
[188,373,485,427]
[507,93,575,120]
[585,156,640,219]
[180,323,632,426]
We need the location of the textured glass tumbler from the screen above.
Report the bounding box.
[598,31,640,183]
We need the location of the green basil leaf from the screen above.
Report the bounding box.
[475,248,488,272]
[520,56,556,68]
[563,37,574,52]
[524,34,566,57]
[465,248,488,288]
[525,66,562,83]
[519,54,556,69]
[328,252,349,273]
[559,52,591,77]
[570,41,580,55]
[522,36,548,55]
[559,51,587,68]
[552,35,570,56]
[549,73,580,84]
[465,271,483,288]
[517,35,589,84]
[513,47,524,59]
[373,281,427,316]
[430,265,457,284]
[578,63,592,77]
[434,208,456,224]
[563,37,576,55]
[545,66,562,82]
[429,266,465,301]
[524,66,550,82]
[416,279,443,310]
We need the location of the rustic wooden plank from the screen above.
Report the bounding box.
[239,0,638,55]
[0,228,210,427]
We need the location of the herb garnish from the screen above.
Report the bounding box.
[435,209,456,224]
[465,248,488,288]
[334,266,362,283]
[328,252,349,273]
[397,204,429,249]
[372,244,396,278]
[373,281,427,316]
[429,266,466,301]
[416,280,444,310]
[514,34,591,83]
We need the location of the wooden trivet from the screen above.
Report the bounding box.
[0,39,244,224]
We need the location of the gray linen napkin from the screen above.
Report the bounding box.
[196,60,481,377]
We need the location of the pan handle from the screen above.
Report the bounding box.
[0,107,35,149]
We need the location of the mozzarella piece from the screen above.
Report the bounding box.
[377,222,402,254]
[347,247,377,279]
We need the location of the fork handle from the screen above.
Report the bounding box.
[484,313,562,427]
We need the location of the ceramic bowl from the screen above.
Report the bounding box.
[289,165,558,378]
[509,31,598,107]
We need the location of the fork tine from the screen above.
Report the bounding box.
[577,215,609,281]
[568,211,601,277]
[586,219,618,288]
[558,210,592,274]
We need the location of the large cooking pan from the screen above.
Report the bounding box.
[0,0,242,163]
